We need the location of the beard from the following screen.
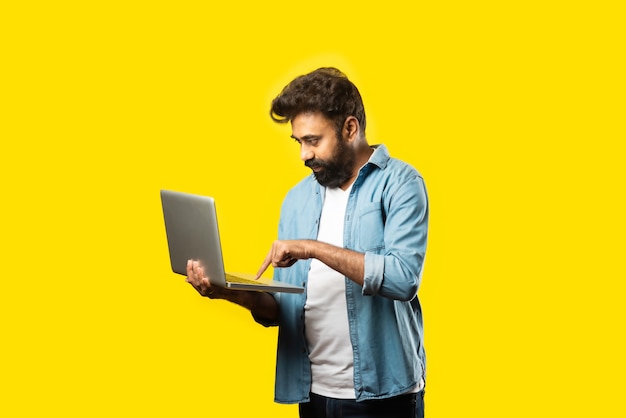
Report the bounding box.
[304,137,356,189]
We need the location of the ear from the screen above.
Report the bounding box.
[343,116,360,143]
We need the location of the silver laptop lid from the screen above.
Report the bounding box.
[160,189,228,286]
[160,190,304,294]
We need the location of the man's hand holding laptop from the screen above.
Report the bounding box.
[185,259,223,299]
[185,259,280,322]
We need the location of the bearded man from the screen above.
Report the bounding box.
[186,67,429,418]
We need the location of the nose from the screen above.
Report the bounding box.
[300,143,314,162]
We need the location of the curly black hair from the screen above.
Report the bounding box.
[270,67,366,139]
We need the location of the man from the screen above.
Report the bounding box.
[186,67,429,417]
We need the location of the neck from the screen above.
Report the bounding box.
[354,141,374,168]
[338,143,373,190]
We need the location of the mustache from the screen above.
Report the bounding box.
[305,159,325,169]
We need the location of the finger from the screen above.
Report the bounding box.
[190,261,203,285]
[256,251,273,279]
[193,261,202,277]
[186,259,193,282]
[188,261,197,282]
[196,265,209,282]
[276,256,297,268]
[198,267,209,285]
[194,265,208,294]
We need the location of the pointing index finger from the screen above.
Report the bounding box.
[256,251,272,279]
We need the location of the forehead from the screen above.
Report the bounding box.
[291,112,335,136]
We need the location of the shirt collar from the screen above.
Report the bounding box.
[367,144,390,170]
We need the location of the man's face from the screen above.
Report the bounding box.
[291,112,356,189]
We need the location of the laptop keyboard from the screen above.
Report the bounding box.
[225,273,264,285]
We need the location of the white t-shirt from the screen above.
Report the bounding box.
[304,185,424,398]
[304,185,355,399]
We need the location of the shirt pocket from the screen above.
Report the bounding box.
[357,201,385,252]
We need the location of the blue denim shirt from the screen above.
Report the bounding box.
[255,144,429,404]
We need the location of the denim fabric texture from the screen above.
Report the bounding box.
[254,145,429,404]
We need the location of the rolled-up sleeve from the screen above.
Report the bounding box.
[362,252,385,295]
[362,175,429,301]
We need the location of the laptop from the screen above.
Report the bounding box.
[160,189,304,294]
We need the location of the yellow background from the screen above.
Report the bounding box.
[1,1,624,417]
